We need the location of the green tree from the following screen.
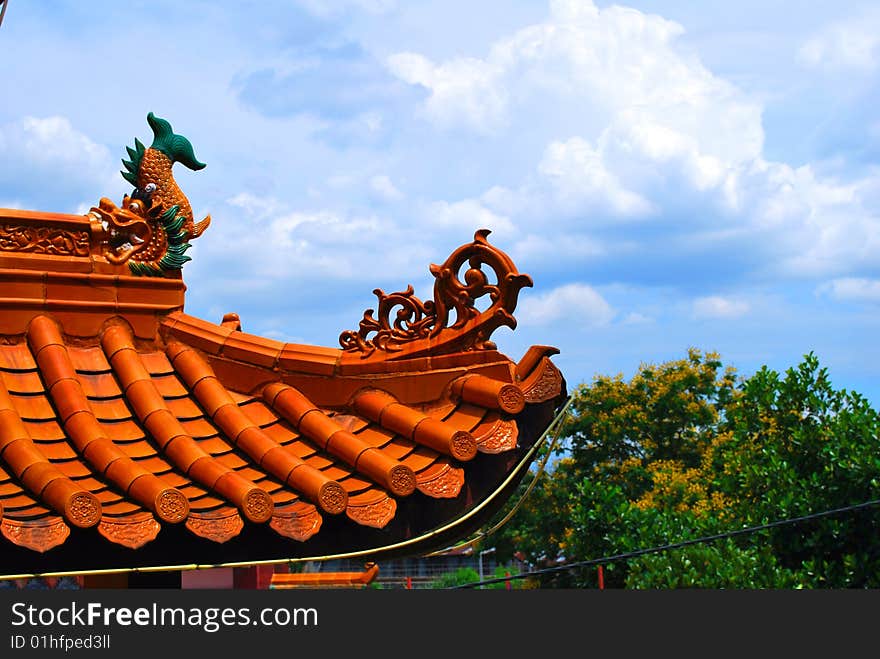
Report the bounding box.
[488,350,880,588]
[710,353,880,587]
[494,349,738,586]
[430,567,480,589]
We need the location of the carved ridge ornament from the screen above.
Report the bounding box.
[90,112,211,277]
[0,224,90,257]
[340,229,533,359]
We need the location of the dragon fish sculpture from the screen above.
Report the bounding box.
[90,112,211,276]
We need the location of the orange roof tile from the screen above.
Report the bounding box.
[0,115,566,576]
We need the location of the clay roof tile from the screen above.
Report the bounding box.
[0,200,566,574]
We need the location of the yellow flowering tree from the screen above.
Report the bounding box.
[492,349,739,586]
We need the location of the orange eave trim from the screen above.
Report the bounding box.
[269,563,379,588]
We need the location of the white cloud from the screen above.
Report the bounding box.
[424,199,514,235]
[383,1,880,280]
[692,295,750,319]
[369,175,403,201]
[386,0,784,239]
[601,113,732,194]
[387,52,507,133]
[227,192,285,219]
[508,232,605,265]
[0,116,119,209]
[537,136,653,216]
[1,116,111,175]
[734,161,879,277]
[386,0,763,161]
[478,117,742,226]
[817,278,880,304]
[204,194,408,284]
[798,12,880,71]
[518,283,615,327]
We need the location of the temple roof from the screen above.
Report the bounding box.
[0,116,566,577]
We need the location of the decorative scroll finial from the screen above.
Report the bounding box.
[90,113,211,277]
[340,229,533,359]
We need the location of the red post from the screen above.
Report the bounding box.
[505,571,511,591]
[598,565,605,590]
[233,566,258,589]
[406,576,412,589]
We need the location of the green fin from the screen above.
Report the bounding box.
[128,204,194,276]
[120,136,146,187]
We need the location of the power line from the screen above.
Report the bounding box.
[451,497,880,588]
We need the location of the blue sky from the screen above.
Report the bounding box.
[2,0,880,405]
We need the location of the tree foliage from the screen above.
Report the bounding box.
[430,567,480,589]
[489,349,880,588]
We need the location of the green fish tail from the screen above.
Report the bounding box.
[147,112,206,171]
